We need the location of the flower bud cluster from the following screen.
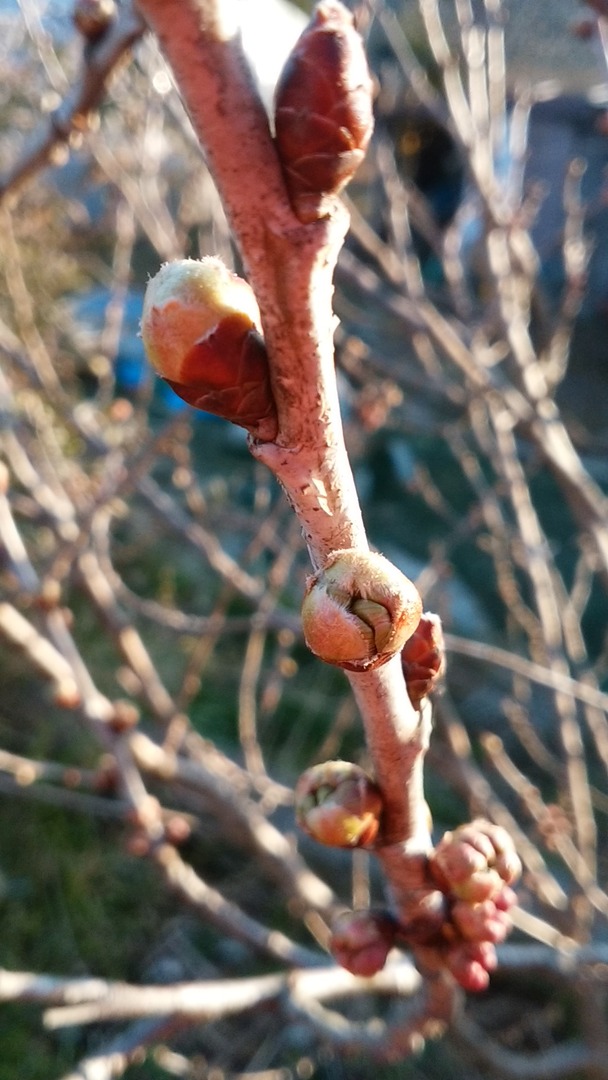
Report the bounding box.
[419,820,521,991]
[301,549,422,672]
[295,761,520,993]
[294,760,383,848]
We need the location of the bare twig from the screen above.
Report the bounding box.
[0,2,145,204]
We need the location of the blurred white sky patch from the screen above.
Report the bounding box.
[236,0,306,105]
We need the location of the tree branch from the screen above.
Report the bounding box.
[134,0,429,862]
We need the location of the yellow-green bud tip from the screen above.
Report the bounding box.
[141,257,261,382]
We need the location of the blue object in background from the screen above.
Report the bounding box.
[68,286,187,410]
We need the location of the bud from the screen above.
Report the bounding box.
[301,549,422,671]
[408,823,520,992]
[295,760,383,848]
[141,258,278,441]
[274,0,374,223]
[446,941,497,992]
[400,611,445,708]
[330,909,396,977]
[451,898,511,944]
[73,0,117,42]
[164,815,192,847]
[109,699,140,734]
[429,820,521,903]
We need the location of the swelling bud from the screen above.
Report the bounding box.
[301,549,422,671]
[295,760,383,848]
[429,820,522,902]
[141,258,278,440]
[274,0,374,222]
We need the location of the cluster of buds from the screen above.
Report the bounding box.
[294,760,383,848]
[274,0,374,223]
[141,258,278,441]
[301,549,422,672]
[298,785,521,993]
[419,820,521,991]
[400,611,445,708]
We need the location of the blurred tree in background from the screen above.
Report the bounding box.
[0,1,608,1078]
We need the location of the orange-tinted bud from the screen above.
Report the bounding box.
[141,258,278,441]
[274,0,374,223]
[400,611,445,708]
[295,760,383,848]
[330,909,396,977]
[301,549,422,672]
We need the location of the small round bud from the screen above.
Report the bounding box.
[295,760,383,848]
[451,899,511,944]
[62,768,82,789]
[429,820,521,902]
[571,18,597,41]
[141,258,278,440]
[109,699,140,734]
[446,941,497,992]
[404,823,520,992]
[301,549,422,671]
[330,909,396,977]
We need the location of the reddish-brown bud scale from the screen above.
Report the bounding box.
[166,318,276,435]
[141,259,278,441]
[330,909,396,977]
[274,0,374,222]
[400,611,445,708]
